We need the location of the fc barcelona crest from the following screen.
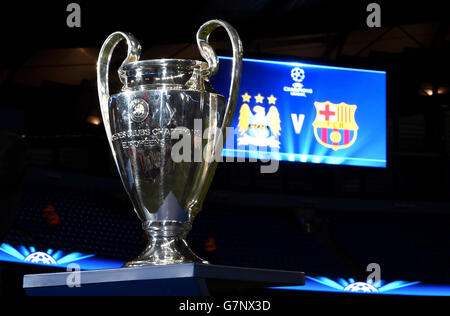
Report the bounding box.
[312,101,358,151]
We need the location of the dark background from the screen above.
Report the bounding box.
[0,0,449,295]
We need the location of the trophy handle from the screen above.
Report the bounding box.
[97,32,141,147]
[196,20,243,131]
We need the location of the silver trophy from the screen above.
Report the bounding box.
[97,20,242,267]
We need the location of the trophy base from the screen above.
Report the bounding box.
[24,263,305,296]
[123,236,208,268]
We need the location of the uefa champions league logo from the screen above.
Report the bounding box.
[129,98,149,123]
[305,276,420,294]
[0,243,94,267]
[343,282,379,293]
[303,263,420,294]
[24,252,57,265]
[283,66,313,97]
[291,67,305,83]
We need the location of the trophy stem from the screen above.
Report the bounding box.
[123,221,208,267]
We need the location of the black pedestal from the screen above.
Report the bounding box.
[23,263,305,296]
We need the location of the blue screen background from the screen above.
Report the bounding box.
[211,57,386,168]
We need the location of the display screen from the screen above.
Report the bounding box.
[211,57,386,168]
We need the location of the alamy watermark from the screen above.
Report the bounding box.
[112,119,280,174]
[366,262,381,286]
[66,3,81,28]
[66,263,81,288]
[366,3,381,28]
[169,119,279,174]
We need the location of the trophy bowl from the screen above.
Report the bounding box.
[97,20,242,267]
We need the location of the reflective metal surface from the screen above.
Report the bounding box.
[97,20,242,266]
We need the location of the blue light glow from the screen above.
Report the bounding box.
[0,243,25,260]
[271,275,450,296]
[0,243,124,270]
[1,241,447,295]
[309,276,345,290]
[218,56,386,74]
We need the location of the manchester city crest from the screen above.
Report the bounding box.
[237,93,281,148]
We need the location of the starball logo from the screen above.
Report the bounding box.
[0,243,94,266]
[283,67,314,97]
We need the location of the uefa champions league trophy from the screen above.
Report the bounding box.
[97,20,242,267]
